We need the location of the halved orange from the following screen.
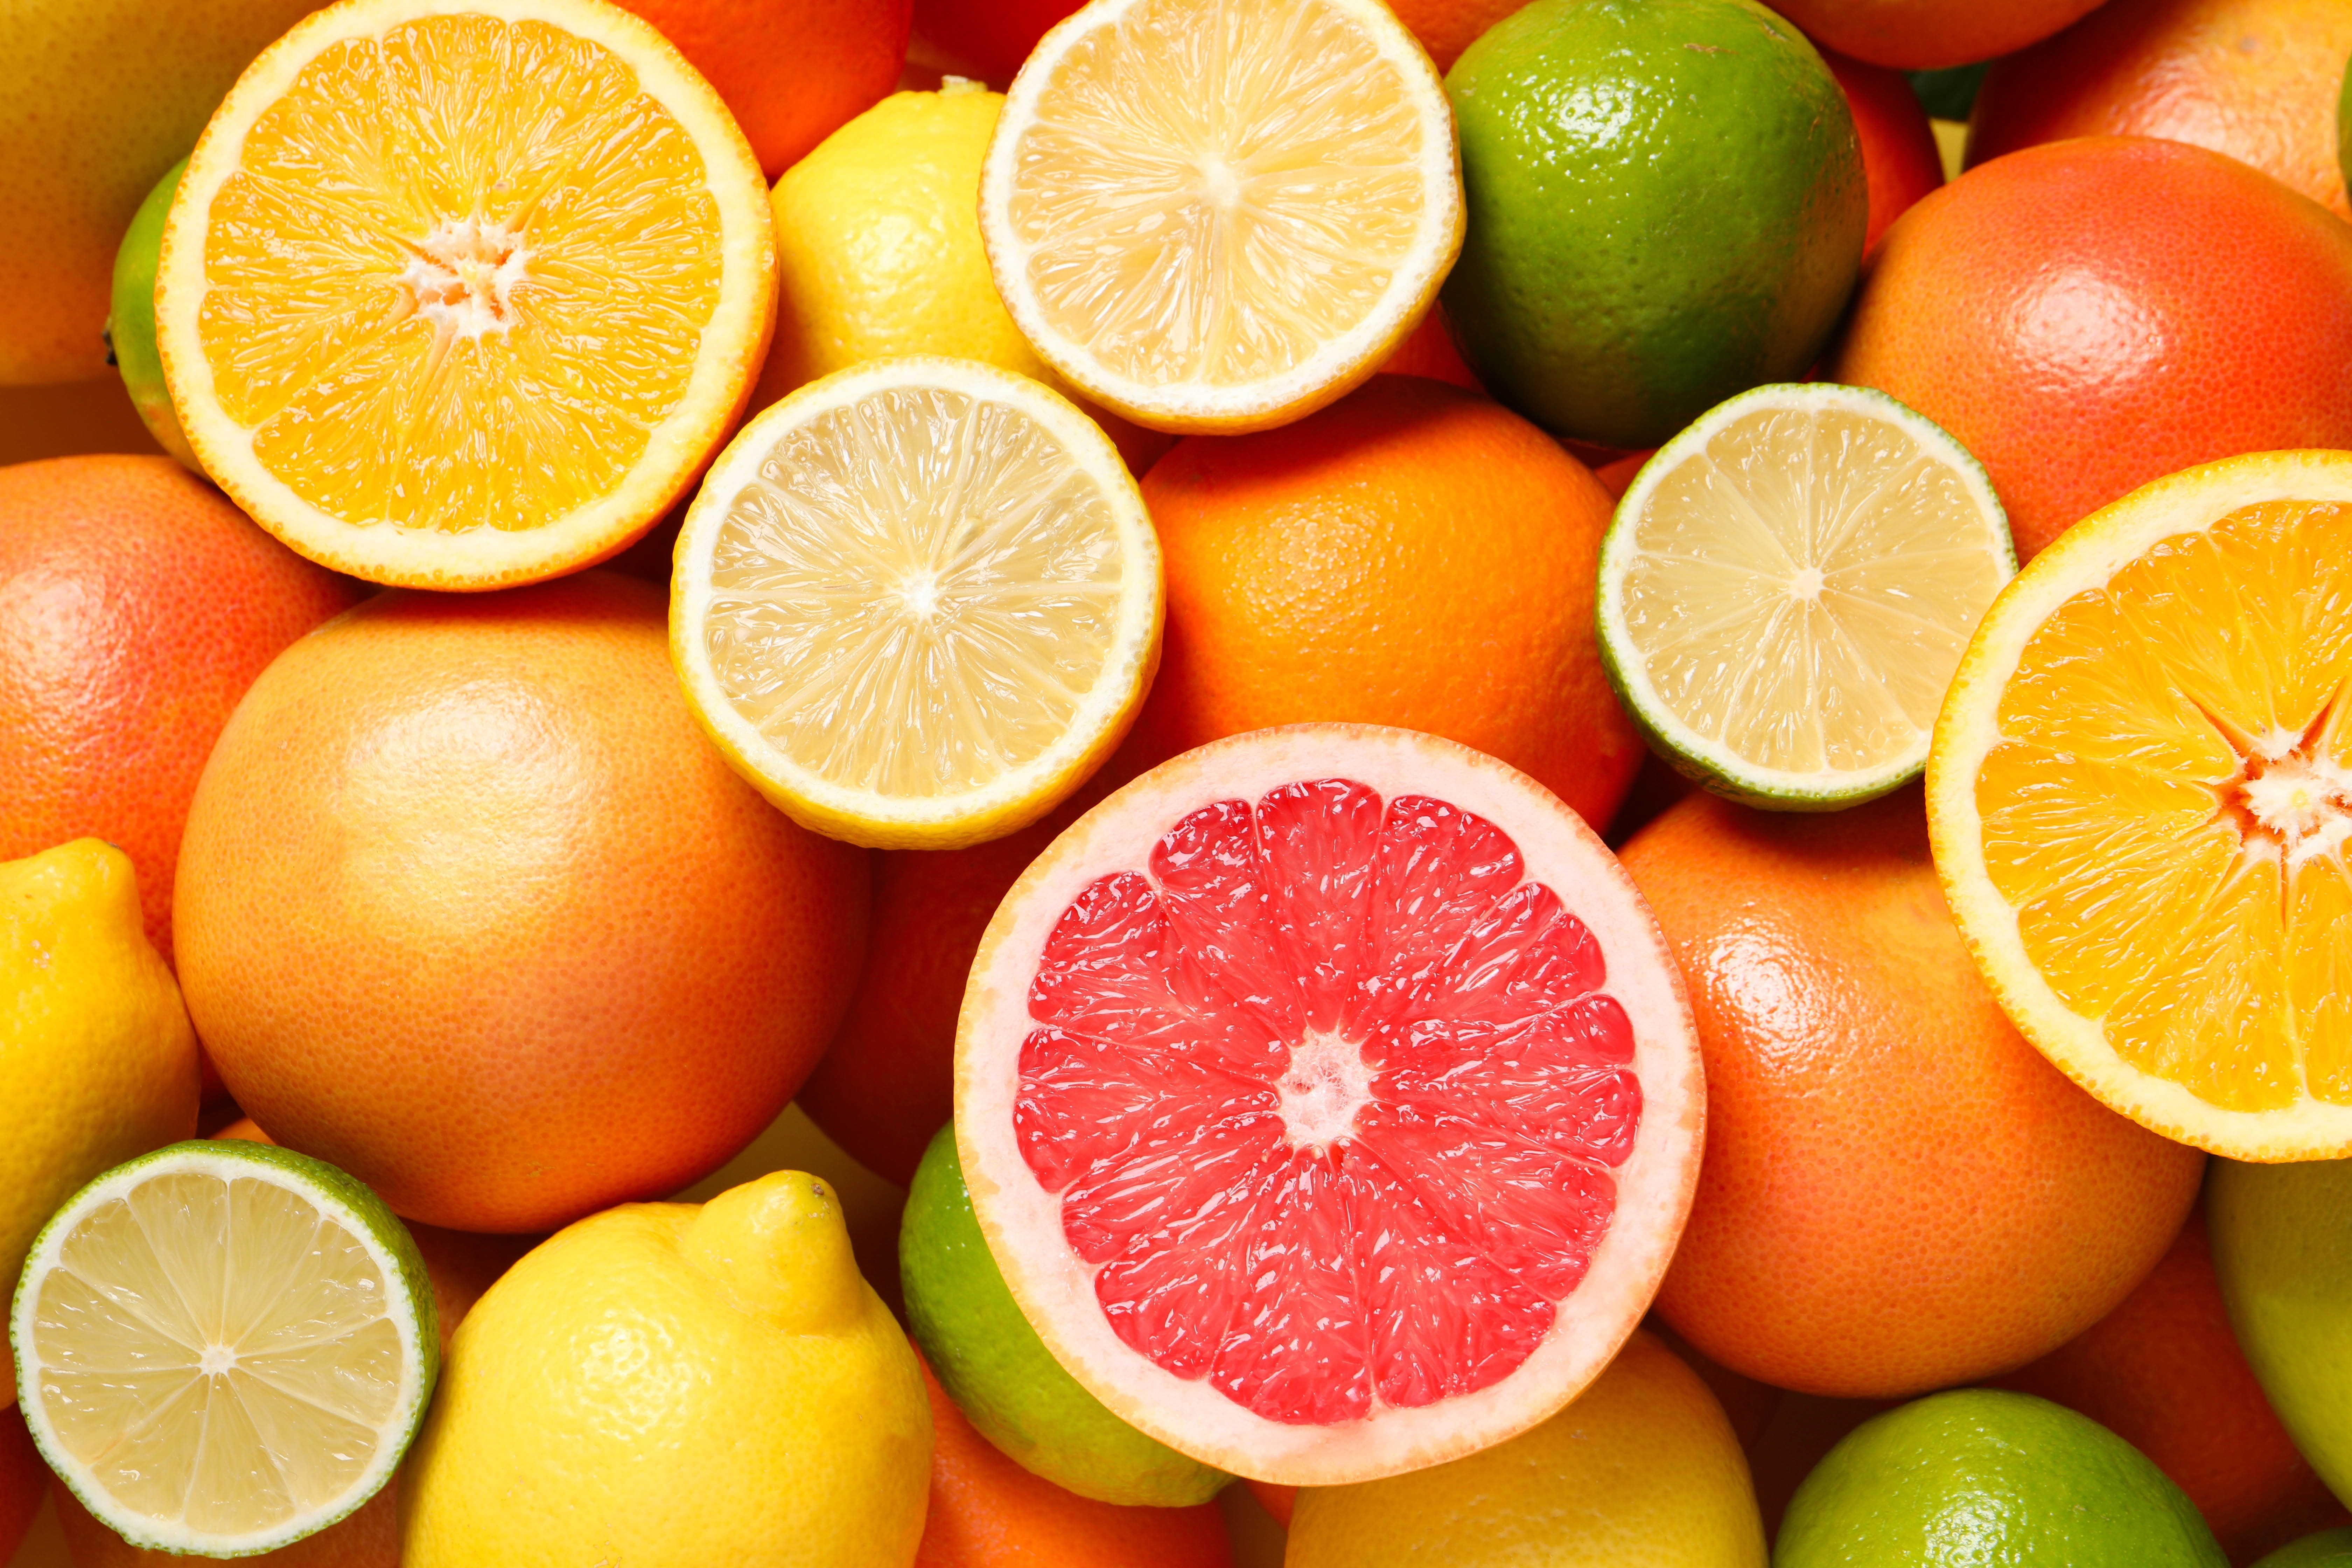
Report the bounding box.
[156,0,777,590]
[1929,449,2352,1160]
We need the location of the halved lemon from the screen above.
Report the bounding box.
[156,0,777,590]
[1929,450,2352,1161]
[977,0,1464,434]
[671,356,1163,850]
[10,1140,435,1556]
[1598,383,2014,809]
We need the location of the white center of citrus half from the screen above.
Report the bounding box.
[2231,741,2352,866]
[1276,1029,1378,1149]
[397,218,532,340]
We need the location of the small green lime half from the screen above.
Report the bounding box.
[1442,0,1867,450]
[10,1139,436,1557]
[108,158,201,472]
[2209,1157,2352,1510]
[1775,1388,2226,1567]
[901,1122,1227,1507]
[2254,1529,2352,1568]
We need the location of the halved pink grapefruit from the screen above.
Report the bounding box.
[955,725,1704,1483]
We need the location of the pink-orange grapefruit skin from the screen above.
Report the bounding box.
[173,572,871,1233]
[957,724,1702,1486]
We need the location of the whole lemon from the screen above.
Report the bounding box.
[401,1171,932,1568]
[0,839,200,1408]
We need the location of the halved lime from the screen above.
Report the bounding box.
[1597,382,2014,810]
[10,1140,435,1556]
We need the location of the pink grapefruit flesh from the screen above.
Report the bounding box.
[957,725,1703,1484]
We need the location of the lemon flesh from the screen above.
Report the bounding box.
[674,356,1161,850]
[1600,384,2013,808]
[10,1140,434,1556]
[980,0,1464,432]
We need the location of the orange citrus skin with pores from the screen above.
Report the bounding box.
[1623,789,2206,1399]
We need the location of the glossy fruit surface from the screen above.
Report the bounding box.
[1626,791,2205,1397]
[174,573,869,1232]
[1768,0,2105,69]
[1441,0,1865,449]
[1819,49,1944,251]
[0,454,358,965]
[1134,376,1644,831]
[1832,137,2352,561]
[2255,1531,2352,1568]
[1969,0,2352,220]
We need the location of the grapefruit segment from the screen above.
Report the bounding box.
[960,725,1702,1483]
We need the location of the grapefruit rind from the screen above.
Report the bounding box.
[1927,449,2352,1161]
[155,0,778,592]
[955,724,1704,1484]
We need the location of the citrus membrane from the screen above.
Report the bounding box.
[1929,449,2352,1160]
[672,356,1163,850]
[1600,383,2014,808]
[9,1140,435,1556]
[156,0,777,590]
[957,725,1702,1484]
[978,0,1465,433]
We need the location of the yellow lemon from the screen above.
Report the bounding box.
[0,839,200,1410]
[400,1171,932,1567]
[1285,1332,1767,1567]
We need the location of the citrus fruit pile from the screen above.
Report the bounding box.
[4,0,2352,1563]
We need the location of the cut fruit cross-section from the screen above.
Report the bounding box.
[978,0,1465,434]
[1599,383,2015,810]
[956,724,1703,1484]
[1930,449,2352,1160]
[672,356,1163,850]
[156,0,778,590]
[9,1140,435,1556]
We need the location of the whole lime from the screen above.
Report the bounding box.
[2209,1158,2352,1508]
[898,1122,1227,1507]
[1441,0,1866,449]
[1775,1388,2226,1566]
[2255,1528,2352,1568]
[108,158,197,470]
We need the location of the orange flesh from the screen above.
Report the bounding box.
[1978,499,2352,1110]
[197,14,722,532]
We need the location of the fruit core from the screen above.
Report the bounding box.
[397,218,531,341]
[1015,777,1642,1424]
[2227,740,2352,867]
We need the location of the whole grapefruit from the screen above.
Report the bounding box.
[1831,136,2352,560]
[1622,789,2206,1399]
[1969,0,2352,220]
[0,455,359,965]
[1768,0,2105,69]
[174,572,870,1233]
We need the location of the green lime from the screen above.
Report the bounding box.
[2255,1529,2352,1568]
[10,1138,436,1556]
[1774,1388,2226,1567]
[1441,0,1866,450]
[108,158,200,471]
[2209,1158,2352,1508]
[900,1122,1227,1507]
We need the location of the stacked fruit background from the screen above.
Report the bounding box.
[6,0,2352,1562]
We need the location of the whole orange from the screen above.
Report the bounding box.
[173,573,870,1233]
[913,1356,1234,1568]
[1389,0,1536,71]
[1994,1207,2352,1564]
[0,455,358,965]
[622,0,910,177]
[1969,0,2352,220]
[1131,375,1644,830]
[1767,0,2104,69]
[1819,48,1944,252]
[1831,136,2352,560]
[910,0,1075,83]
[0,1405,42,1565]
[1621,789,2205,1399]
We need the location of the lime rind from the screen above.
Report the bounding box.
[10,1139,438,1558]
[1597,381,2015,812]
[109,158,201,472]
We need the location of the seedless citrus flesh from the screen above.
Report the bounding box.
[1600,383,2014,808]
[156,0,777,590]
[673,357,1163,850]
[978,0,1465,433]
[957,725,1703,1483]
[9,1140,434,1556]
[1930,449,2352,1160]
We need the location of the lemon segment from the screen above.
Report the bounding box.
[157,0,777,590]
[1598,383,2014,808]
[10,1140,435,1556]
[1929,450,2352,1160]
[978,0,1464,433]
[672,356,1162,850]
